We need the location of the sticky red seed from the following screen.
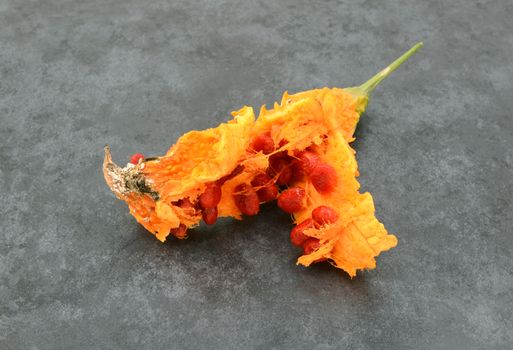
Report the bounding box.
[290,218,314,247]
[276,165,293,185]
[250,173,278,201]
[257,185,279,202]
[290,161,304,182]
[277,187,305,213]
[310,163,337,194]
[199,183,222,209]
[296,150,320,174]
[311,206,339,227]
[202,207,218,225]
[250,132,275,154]
[251,173,273,188]
[171,224,188,239]
[234,184,260,216]
[129,153,144,165]
[268,152,288,174]
[303,238,320,255]
[268,154,294,186]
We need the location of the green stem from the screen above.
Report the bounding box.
[357,42,423,96]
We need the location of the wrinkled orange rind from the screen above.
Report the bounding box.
[103,43,423,277]
[104,88,396,276]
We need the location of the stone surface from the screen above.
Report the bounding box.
[1,0,512,349]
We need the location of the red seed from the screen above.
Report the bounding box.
[310,163,337,194]
[257,185,279,202]
[268,152,287,174]
[296,150,320,174]
[129,153,144,165]
[311,206,339,227]
[277,187,305,213]
[250,132,275,154]
[277,165,293,185]
[290,218,314,247]
[251,174,278,201]
[290,161,304,182]
[171,224,188,238]
[202,207,218,225]
[251,173,273,188]
[303,238,320,255]
[268,154,294,186]
[234,184,260,216]
[199,183,222,209]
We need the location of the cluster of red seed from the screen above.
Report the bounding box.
[129,132,339,256]
[245,133,340,258]
[290,205,339,258]
[169,182,223,237]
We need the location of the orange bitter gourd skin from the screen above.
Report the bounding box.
[103,43,422,277]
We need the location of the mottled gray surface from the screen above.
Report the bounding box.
[1,0,512,349]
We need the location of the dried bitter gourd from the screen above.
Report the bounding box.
[103,42,423,277]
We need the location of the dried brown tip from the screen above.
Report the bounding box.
[103,145,128,199]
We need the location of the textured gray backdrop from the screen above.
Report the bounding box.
[1,0,512,349]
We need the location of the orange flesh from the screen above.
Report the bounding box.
[110,88,397,277]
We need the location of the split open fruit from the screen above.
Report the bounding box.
[103,43,423,277]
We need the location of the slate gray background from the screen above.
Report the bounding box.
[1,0,512,349]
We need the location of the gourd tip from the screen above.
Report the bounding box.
[102,145,127,197]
